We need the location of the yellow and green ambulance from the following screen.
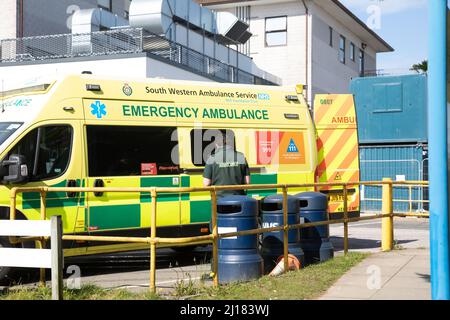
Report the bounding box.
[0,74,359,277]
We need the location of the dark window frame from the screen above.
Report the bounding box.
[86,125,180,177]
[329,26,333,47]
[190,129,236,167]
[124,0,131,19]
[339,35,346,64]
[359,49,365,76]
[4,124,73,182]
[265,16,288,47]
[97,0,112,11]
[350,42,355,61]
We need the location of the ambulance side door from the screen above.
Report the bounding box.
[1,121,84,234]
[84,124,181,237]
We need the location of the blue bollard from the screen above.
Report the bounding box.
[216,195,263,283]
[260,194,305,273]
[294,192,334,264]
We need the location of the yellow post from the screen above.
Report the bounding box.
[408,185,413,213]
[382,178,394,251]
[211,189,219,287]
[282,187,289,273]
[150,188,157,293]
[40,189,47,220]
[9,188,17,220]
[343,185,349,255]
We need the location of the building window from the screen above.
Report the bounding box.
[329,26,333,47]
[350,42,355,61]
[87,126,179,177]
[359,49,365,76]
[98,0,112,11]
[265,16,287,47]
[339,35,346,64]
[124,0,131,19]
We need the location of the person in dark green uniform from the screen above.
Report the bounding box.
[203,131,250,197]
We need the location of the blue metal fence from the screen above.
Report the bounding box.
[360,145,428,212]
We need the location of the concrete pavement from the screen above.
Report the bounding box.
[319,248,431,300]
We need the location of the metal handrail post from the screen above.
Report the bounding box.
[39,190,47,286]
[409,185,413,213]
[150,188,157,293]
[343,184,349,255]
[9,188,17,220]
[282,186,289,272]
[211,189,219,287]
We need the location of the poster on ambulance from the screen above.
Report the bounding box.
[256,131,306,165]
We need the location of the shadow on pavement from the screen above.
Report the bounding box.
[8,247,212,285]
[330,236,417,251]
[416,273,431,283]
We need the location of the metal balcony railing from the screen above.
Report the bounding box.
[0,27,276,86]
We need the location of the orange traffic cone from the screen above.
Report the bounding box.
[269,254,301,276]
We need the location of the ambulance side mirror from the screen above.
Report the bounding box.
[1,154,29,184]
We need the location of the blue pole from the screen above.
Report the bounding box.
[429,0,450,300]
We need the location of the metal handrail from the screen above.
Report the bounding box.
[0,27,276,86]
[7,179,430,293]
[363,183,429,213]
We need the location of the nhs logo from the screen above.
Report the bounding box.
[258,93,270,100]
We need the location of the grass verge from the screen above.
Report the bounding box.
[0,284,161,300]
[0,252,368,300]
[196,252,369,300]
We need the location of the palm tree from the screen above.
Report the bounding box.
[410,60,428,73]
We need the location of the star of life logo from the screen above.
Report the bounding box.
[90,101,107,119]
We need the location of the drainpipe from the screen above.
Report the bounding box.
[301,0,309,106]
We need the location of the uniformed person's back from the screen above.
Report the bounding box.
[203,132,250,197]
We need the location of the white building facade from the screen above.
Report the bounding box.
[198,0,393,104]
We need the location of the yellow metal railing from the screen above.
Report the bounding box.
[363,183,429,214]
[8,179,430,293]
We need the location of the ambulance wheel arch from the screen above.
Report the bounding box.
[0,206,27,221]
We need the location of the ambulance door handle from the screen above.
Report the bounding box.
[94,179,105,197]
[66,180,78,198]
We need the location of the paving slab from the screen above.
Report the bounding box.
[319,284,377,300]
[370,288,431,300]
[319,249,431,300]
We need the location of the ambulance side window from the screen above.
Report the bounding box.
[87,125,179,177]
[5,125,72,181]
[190,129,236,167]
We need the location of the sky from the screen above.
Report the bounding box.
[339,0,428,73]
